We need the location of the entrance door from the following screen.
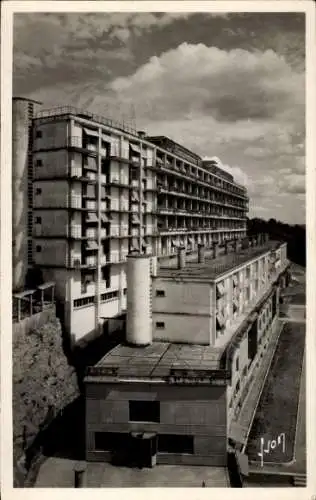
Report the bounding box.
[130,433,157,468]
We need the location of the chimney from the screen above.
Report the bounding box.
[177,246,186,269]
[198,244,205,264]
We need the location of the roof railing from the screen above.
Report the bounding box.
[35,106,139,137]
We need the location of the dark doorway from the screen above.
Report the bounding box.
[272,291,277,319]
[248,321,258,363]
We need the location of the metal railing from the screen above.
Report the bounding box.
[35,106,139,137]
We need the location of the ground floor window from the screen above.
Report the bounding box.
[158,434,194,454]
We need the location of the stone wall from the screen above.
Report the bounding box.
[13,313,80,485]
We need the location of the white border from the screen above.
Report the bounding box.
[1,2,316,500]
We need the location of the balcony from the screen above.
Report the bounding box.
[70,167,82,179]
[86,200,97,210]
[110,226,120,237]
[120,226,130,237]
[70,225,82,238]
[85,256,97,267]
[68,195,82,209]
[100,255,107,265]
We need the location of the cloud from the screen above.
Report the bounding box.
[100,43,303,124]
[13,15,305,223]
[204,156,252,189]
[278,173,305,194]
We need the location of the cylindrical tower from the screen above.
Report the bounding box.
[126,254,152,346]
[12,97,41,291]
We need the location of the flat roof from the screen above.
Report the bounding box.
[85,342,225,381]
[157,241,282,282]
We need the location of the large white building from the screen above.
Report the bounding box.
[12,98,249,346]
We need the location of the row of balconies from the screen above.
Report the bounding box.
[158,184,247,209]
[155,153,246,195]
[156,159,247,200]
[71,253,126,268]
[156,206,245,219]
[69,224,155,239]
[157,199,244,214]
[51,195,154,213]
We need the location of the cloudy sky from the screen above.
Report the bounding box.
[13,12,305,224]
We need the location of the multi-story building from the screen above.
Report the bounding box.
[84,237,291,467]
[12,97,248,346]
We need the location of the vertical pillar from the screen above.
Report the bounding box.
[74,462,86,488]
[17,298,21,323]
[41,289,44,311]
[198,244,205,264]
[30,294,33,316]
[178,246,186,269]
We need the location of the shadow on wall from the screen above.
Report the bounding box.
[29,396,86,463]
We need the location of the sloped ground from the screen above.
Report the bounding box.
[246,321,305,463]
[13,317,80,485]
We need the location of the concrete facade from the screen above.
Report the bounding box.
[152,242,288,349]
[86,383,227,466]
[12,97,42,291]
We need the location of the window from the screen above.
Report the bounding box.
[235,380,240,395]
[36,245,42,252]
[123,288,127,295]
[156,322,165,329]
[101,290,119,302]
[35,216,42,224]
[36,130,42,139]
[35,188,42,195]
[81,272,94,293]
[102,266,111,288]
[129,400,160,423]
[130,168,139,181]
[235,357,239,372]
[95,432,127,452]
[36,159,42,167]
[158,435,194,454]
[73,296,95,308]
[156,290,165,297]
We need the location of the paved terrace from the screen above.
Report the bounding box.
[35,460,230,487]
[158,240,282,281]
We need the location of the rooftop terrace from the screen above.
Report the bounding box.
[85,342,228,383]
[158,240,282,282]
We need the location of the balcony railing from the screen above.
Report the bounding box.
[70,225,82,238]
[69,195,82,209]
